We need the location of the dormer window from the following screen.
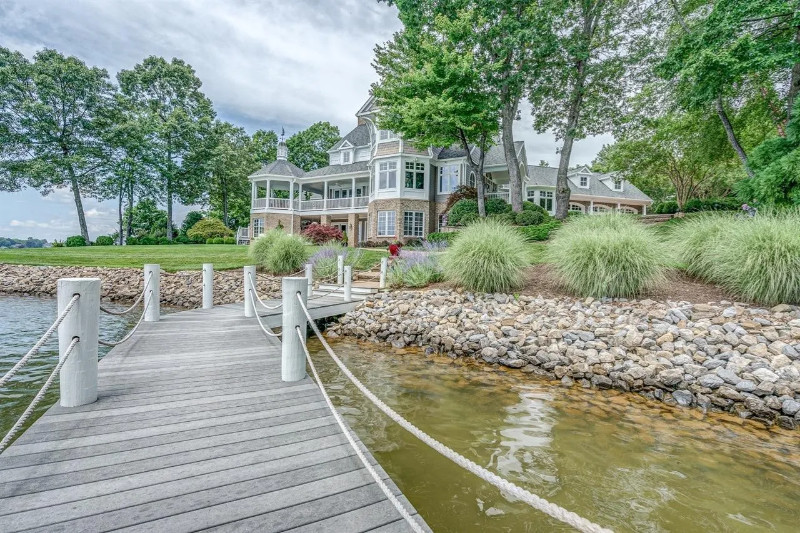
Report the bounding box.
[579,175,589,188]
[613,179,623,191]
[378,129,399,141]
[342,151,351,164]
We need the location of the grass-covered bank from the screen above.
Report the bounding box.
[0,244,387,272]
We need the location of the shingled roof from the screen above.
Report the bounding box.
[527,165,651,201]
[250,159,306,179]
[329,124,371,151]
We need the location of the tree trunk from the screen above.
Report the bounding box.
[166,176,174,240]
[222,189,229,228]
[67,166,90,243]
[126,181,134,240]
[117,181,124,246]
[459,129,486,217]
[555,79,585,220]
[715,95,754,178]
[787,26,800,122]
[501,98,523,212]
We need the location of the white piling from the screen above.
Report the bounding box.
[202,263,214,309]
[305,262,313,295]
[337,254,345,285]
[58,278,100,407]
[243,265,256,318]
[281,277,309,382]
[379,257,388,289]
[144,264,160,322]
[344,265,352,302]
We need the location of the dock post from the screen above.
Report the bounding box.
[144,264,160,322]
[282,277,308,382]
[305,262,313,295]
[337,254,345,285]
[344,266,352,302]
[379,257,388,289]
[202,263,214,309]
[243,265,256,318]
[58,278,100,407]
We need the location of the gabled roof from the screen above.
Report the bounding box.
[328,124,371,151]
[356,95,377,117]
[435,140,524,167]
[527,165,652,202]
[250,159,305,179]
[304,160,370,178]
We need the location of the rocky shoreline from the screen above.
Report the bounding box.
[329,289,800,430]
[0,264,280,308]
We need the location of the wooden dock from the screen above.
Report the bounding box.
[0,296,427,532]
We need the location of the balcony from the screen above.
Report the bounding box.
[252,196,370,213]
[485,191,509,201]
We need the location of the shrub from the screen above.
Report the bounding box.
[157,237,171,245]
[249,228,284,265]
[302,223,344,244]
[443,185,478,213]
[427,232,458,245]
[515,210,546,226]
[94,235,114,246]
[174,235,191,244]
[460,212,480,225]
[670,214,732,280]
[223,237,236,244]
[65,235,87,247]
[489,212,517,225]
[683,197,740,213]
[125,237,138,245]
[309,243,364,279]
[485,197,511,215]
[517,220,562,241]
[388,250,442,288]
[522,201,546,213]
[440,219,529,293]
[654,201,679,214]
[448,199,478,225]
[547,214,667,298]
[264,233,309,274]
[51,240,64,248]
[139,235,156,245]
[187,217,233,240]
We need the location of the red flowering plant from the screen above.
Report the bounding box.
[301,223,344,244]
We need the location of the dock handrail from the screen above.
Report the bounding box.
[293,291,612,533]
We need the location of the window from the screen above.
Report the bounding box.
[526,189,536,200]
[539,191,554,212]
[403,211,425,237]
[438,165,460,193]
[613,179,623,191]
[569,203,585,213]
[378,130,398,141]
[468,172,476,188]
[378,161,397,189]
[579,175,589,188]
[377,211,396,237]
[342,151,351,164]
[593,205,609,213]
[252,218,264,237]
[405,162,425,189]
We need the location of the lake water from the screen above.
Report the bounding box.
[308,338,800,533]
[1,297,798,531]
[0,295,138,441]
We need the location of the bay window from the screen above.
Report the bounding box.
[377,210,396,237]
[405,161,425,189]
[539,191,554,211]
[378,161,397,189]
[378,130,399,141]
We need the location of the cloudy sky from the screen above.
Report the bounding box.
[0,0,612,240]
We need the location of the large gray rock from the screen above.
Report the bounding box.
[782,399,800,416]
[672,390,694,407]
[698,374,725,389]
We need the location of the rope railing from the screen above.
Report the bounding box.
[98,292,152,347]
[248,272,282,310]
[295,293,612,533]
[99,273,153,316]
[0,337,80,453]
[0,294,80,389]
[248,289,282,338]
[295,326,424,533]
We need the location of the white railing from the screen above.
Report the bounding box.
[253,198,266,209]
[354,196,369,207]
[268,198,290,209]
[300,199,325,211]
[485,191,509,201]
[327,197,353,209]
[253,196,370,212]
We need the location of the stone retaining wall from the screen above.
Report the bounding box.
[0,264,280,309]
[329,289,800,430]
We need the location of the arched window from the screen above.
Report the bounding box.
[568,203,585,213]
[619,206,638,214]
[592,205,610,214]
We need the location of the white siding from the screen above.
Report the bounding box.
[355,147,370,162]
[329,152,340,165]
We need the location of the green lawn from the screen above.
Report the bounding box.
[0,244,387,272]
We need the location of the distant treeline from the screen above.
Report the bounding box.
[0,237,48,248]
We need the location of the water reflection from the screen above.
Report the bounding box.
[310,337,800,533]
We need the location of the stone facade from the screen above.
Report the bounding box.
[250,212,301,236]
[367,198,438,243]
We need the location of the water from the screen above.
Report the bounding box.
[0,295,139,440]
[308,338,800,533]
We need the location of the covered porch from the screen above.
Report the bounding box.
[251,176,370,212]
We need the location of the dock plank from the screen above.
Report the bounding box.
[0,298,427,532]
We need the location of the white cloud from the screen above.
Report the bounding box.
[9,219,54,228]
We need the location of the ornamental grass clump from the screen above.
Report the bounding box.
[264,233,309,275]
[248,228,283,266]
[670,213,732,280]
[440,219,529,293]
[708,211,800,305]
[309,243,364,279]
[387,250,442,288]
[547,214,667,298]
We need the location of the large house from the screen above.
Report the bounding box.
[247,96,652,245]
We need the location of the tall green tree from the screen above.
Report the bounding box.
[0,48,114,242]
[528,0,651,219]
[388,0,556,212]
[207,121,258,228]
[117,56,215,240]
[373,14,500,216]
[286,122,340,171]
[123,198,170,238]
[250,129,278,164]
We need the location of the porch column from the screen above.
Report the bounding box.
[324,180,329,209]
[589,200,594,215]
[643,204,647,215]
[266,179,272,203]
[351,177,356,208]
[289,180,295,208]
[347,212,358,247]
[616,202,621,213]
[251,181,256,202]
[298,183,303,208]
